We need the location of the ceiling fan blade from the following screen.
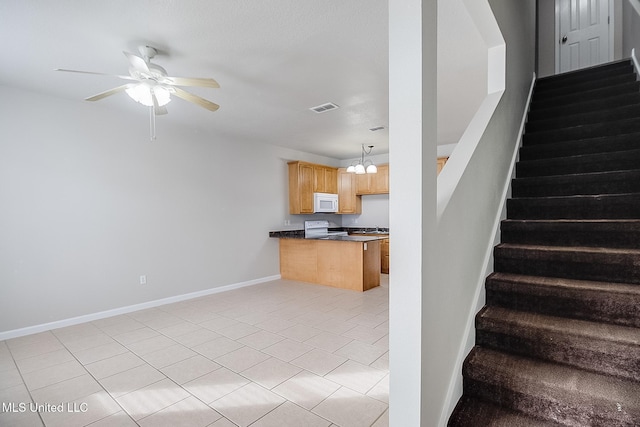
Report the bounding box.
[85,84,131,102]
[55,68,136,81]
[172,87,220,112]
[165,76,220,88]
[123,51,150,73]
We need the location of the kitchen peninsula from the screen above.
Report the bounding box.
[270,222,387,291]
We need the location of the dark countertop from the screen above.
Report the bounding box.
[269,227,389,242]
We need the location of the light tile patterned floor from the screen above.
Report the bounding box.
[0,276,389,426]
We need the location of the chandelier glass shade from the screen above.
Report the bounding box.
[347,144,377,174]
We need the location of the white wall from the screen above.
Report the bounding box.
[438,0,488,146]
[0,85,338,335]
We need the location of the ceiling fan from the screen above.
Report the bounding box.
[56,45,220,139]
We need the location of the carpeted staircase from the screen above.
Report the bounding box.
[448,59,640,426]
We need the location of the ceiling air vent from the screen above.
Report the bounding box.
[310,102,340,113]
[369,126,385,132]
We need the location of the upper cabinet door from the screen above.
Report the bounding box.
[355,164,389,195]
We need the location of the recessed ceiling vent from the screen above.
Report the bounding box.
[310,102,340,113]
[369,126,385,132]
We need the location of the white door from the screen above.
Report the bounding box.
[557,0,611,73]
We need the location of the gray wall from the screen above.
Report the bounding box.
[434,0,536,422]
[0,85,337,334]
[623,0,640,57]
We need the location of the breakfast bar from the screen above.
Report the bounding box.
[269,230,385,292]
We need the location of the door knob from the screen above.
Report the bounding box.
[561,35,568,44]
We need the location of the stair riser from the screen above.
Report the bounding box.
[461,377,639,426]
[494,248,640,284]
[523,118,640,146]
[528,92,640,122]
[533,73,636,100]
[511,174,640,198]
[535,62,633,91]
[530,82,640,112]
[500,228,640,249]
[507,195,640,220]
[516,156,640,177]
[525,105,640,133]
[475,328,640,382]
[486,280,640,328]
[519,134,640,161]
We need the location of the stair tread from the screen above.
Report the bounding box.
[488,272,640,296]
[478,306,640,346]
[463,346,640,408]
[449,396,564,427]
[527,92,640,121]
[464,347,640,413]
[496,242,640,255]
[536,60,632,86]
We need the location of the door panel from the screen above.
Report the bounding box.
[558,0,610,73]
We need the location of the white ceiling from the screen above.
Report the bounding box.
[0,0,389,160]
[1,0,486,161]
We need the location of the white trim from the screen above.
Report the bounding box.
[632,48,640,74]
[0,275,281,341]
[439,72,537,426]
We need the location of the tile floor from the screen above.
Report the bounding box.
[0,276,389,427]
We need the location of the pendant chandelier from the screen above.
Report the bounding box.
[347,144,377,174]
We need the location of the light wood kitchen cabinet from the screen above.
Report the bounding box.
[314,165,338,193]
[279,238,380,291]
[355,164,389,195]
[337,168,362,214]
[437,157,449,174]
[381,238,389,274]
[289,161,338,214]
[288,161,315,214]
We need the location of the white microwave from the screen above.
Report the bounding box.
[313,192,339,213]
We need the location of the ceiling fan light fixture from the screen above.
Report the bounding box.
[125,84,171,107]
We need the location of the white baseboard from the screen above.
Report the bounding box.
[0,275,281,341]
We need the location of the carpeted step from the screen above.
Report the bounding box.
[486,272,640,328]
[448,395,564,427]
[527,91,640,122]
[515,148,640,177]
[500,219,640,249]
[525,103,640,133]
[532,73,637,105]
[523,116,640,146]
[507,193,640,220]
[493,243,640,284]
[519,132,640,161]
[462,346,640,426]
[511,170,640,198]
[476,306,640,382]
[529,81,640,113]
[534,60,633,92]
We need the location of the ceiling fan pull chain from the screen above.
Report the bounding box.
[150,106,156,141]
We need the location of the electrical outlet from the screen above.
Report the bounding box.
[284,219,291,226]
[139,275,147,285]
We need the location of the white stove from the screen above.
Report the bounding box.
[304,220,348,239]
